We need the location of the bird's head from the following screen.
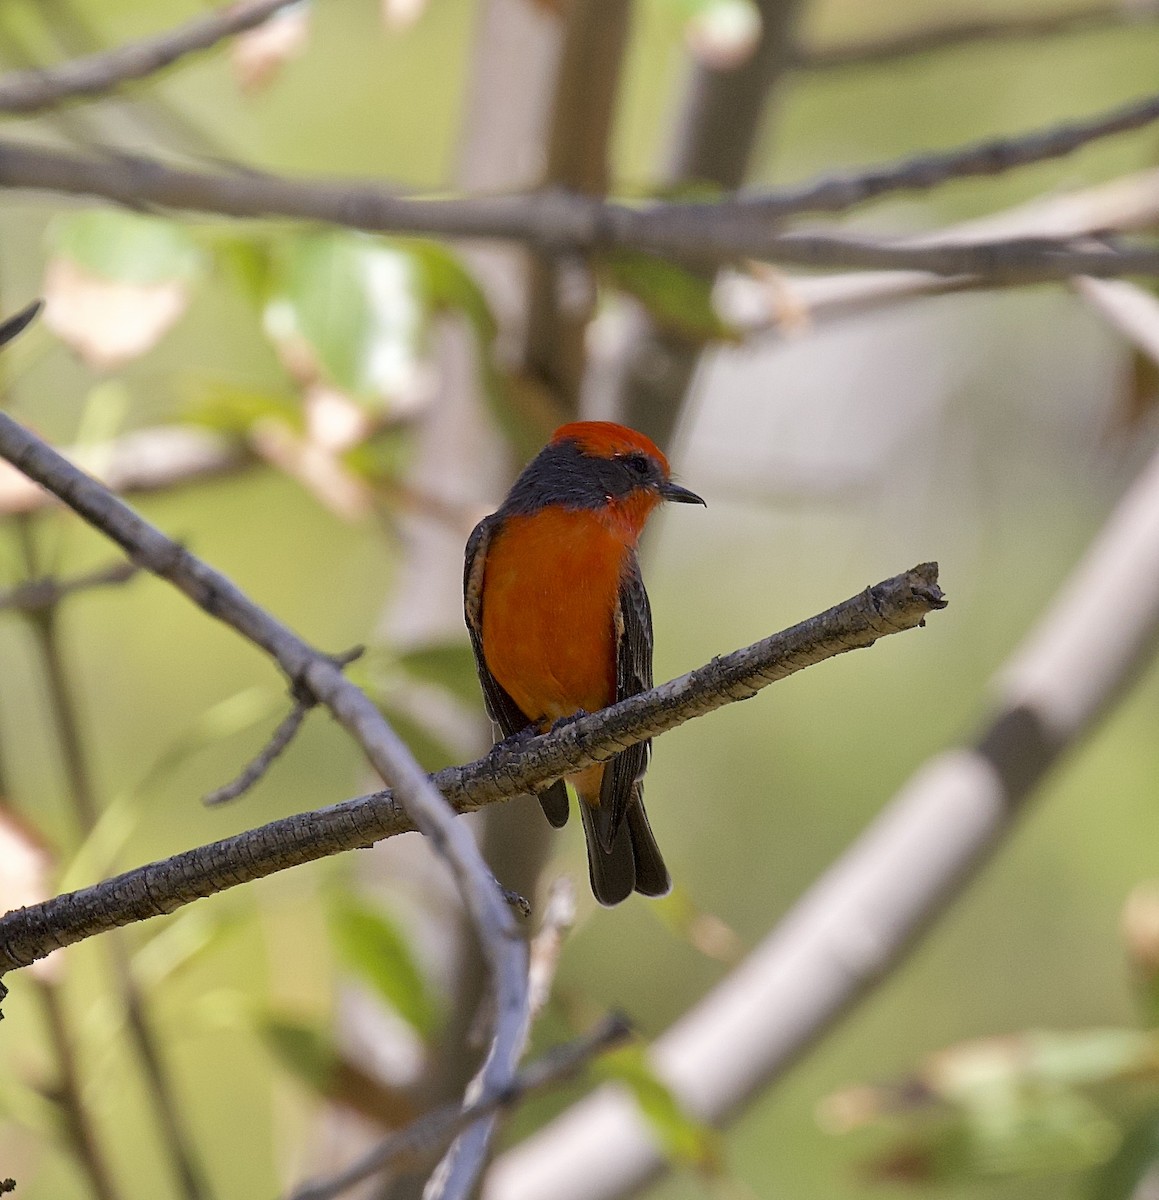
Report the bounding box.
[498,421,704,542]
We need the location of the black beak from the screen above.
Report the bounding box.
[660,480,706,506]
[0,300,42,350]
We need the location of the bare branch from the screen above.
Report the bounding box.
[723,167,1159,333]
[287,1014,632,1200]
[0,0,306,115]
[0,411,529,1200]
[0,560,138,614]
[793,2,1159,72]
[5,86,1159,265]
[200,700,310,807]
[0,561,944,976]
[482,426,1159,1200]
[202,647,363,806]
[527,877,577,1021]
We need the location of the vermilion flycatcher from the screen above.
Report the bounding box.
[464,421,704,906]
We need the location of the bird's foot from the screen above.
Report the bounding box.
[549,708,590,733]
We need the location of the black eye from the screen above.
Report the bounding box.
[625,453,651,477]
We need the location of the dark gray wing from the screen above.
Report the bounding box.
[595,551,653,850]
[464,514,570,828]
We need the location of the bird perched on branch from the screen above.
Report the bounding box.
[464,421,705,906]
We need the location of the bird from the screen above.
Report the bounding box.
[464,421,704,906]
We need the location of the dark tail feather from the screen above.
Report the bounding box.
[536,779,570,828]
[580,800,635,907]
[626,787,670,898]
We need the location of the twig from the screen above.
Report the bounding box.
[0,0,306,115]
[202,647,362,806]
[1071,275,1159,367]
[612,0,805,448]
[6,131,1159,280]
[482,417,1159,1200]
[6,85,1159,251]
[0,560,138,614]
[527,877,577,1021]
[14,530,213,1200]
[201,701,310,807]
[0,561,945,975]
[793,2,1159,72]
[0,412,527,1200]
[287,1014,632,1200]
[722,167,1159,333]
[38,979,121,1200]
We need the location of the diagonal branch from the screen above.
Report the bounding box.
[287,1014,632,1200]
[5,85,1159,263]
[793,2,1159,71]
[0,560,138,613]
[0,410,527,1200]
[0,0,305,115]
[0,560,945,977]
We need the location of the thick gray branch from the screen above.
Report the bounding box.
[0,561,944,975]
[0,0,304,114]
[4,87,1159,268]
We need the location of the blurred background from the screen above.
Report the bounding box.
[3,0,1159,1198]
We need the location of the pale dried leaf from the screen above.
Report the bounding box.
[0,459,47,513]
[686,0,761,70]
[381,0,429,30]
[231,3,311,92]
[1123,881,1159,976]
[251,412,372,520]
[43,258,189,369]
[305,387,374,453]
[43,260,187,369]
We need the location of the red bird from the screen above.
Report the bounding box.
[464,421,704,906]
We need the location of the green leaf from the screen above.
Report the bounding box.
[410,240,497,342]
[397,642,482,705]
[600,251,738,344]
[207,232,273,304]
[184,384,300,437]
[1089,1109,1159,1200]
[596,1045,722,1172]
[257,1009,418,1126]
[50,210,204,286]
[259,1015,338,1095]
[340,424,413,484]
[409,240,553,456]
[264,230,424,408]
[329,896,439,1039]
[825,1029,1154,1184]
[959,1086,1120,1177]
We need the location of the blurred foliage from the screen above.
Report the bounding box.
[597,1043,724,1174]
[328,894,441,1041]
